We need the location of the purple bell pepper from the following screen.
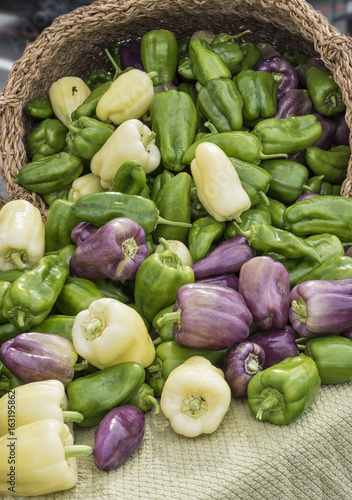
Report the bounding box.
[333,112,350,146]
[69,217,149,281]
[119,40,144,71]
[223,341,265,397]
[238,256,290,330]
[297,56,325,88]
[93,405,145,471]
[255,56,298,100]
[274,89,312,118]
[191,236,254,279]
[0,332,78,386]
[312,113,336,150]
[71,221,99,246]
[157,283,253,350]
[289,278,352,337]
[249,326,299,369]
[195,273,239,291]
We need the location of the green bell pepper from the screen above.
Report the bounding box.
[27,118,68,158]
[44,199,82,253]
[71,81,112,121]
[0,362,24,397]
[178,82,198,105]
[189,38,232,86]
[66,116,115,160]
[0,322,23,349]
[93,278,131,304]
[197,78,244,132]
[42,184,72,206]
[306,66,346,117]
[224,201,271,239]
[83,69,114,91]
[24,94,54,120]
[247,355,321,425]
[188,215,226,262]
[152,304,175,343]
[261,159,310,204]
[283,195,352,241]
[253,114,323,155]
[150,170,174,202]
[67,361,146,426]
[235,69,278,123]
[267,197,286,229]
[55,277,106,316]
[153,172,192,245]
[238,42,263,71]
[29,314,75,342]
[210,33,247,75]
[305,145,350,184]
[229,157,272,206]
[303,336,352,384]
[109,160,150,198]
[134,238,194,322]
[150,89,198,172]
[0,282,11,324]
[14,152,84,194]
[295,255,352,284]
[147,340,228,397]
[303,174,325,194]
[2,253,70,330]
[141,29,178,86]
[320,181,341,196]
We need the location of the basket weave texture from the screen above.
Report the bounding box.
[0,0,352,216]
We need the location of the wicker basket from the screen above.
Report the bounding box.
[0,0,352,218]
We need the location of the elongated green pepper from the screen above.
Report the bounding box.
[71,81,112,120]
[55,277,106,316]
[150,170,174,202]
[305,145,350,184]
[29,315,75,342]
[2,254,70,330]
[188,215,226,262]
[134,239,194,322]
[27,118,68,159]
[210,37,245,75]
[67,361,146,426]
[189,38,232,86]
[141,29,178,86]
[295,255,352,284]
[109,160,149,198]
[230,157,272,206]
[267,197,286,229]
[224,201,271,239]
[44,199,82,253]
[261,159,311,204]
[238,42,263,71]
[71,192,192,234]
[247,355,321,425]
[150,89,198,172]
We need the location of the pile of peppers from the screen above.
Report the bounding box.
[1,26,352,495]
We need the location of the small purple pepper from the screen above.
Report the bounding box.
[195,273,239,291]
[238,256,290,330]
[191,236,254,279]
[274,89,312,118]
[312,113,336,150]
[255,56,299,100]
[93,405,145,471]
[0,332,78,386]
[223,341,265,398]
[295,193,320,203]
[119,40,144,71]
[249,326,299,369]
[70,217,149,281]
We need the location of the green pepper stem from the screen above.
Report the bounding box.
[256,387,285,420]
[147,357,162,378]
[158,237,172,252]
[16,310,27,328]
[258,191,270,206]
[341,241,352,246]
[105,48,121,76]
[147,71,158,80]
[157,216,192,228]
[64,445,92,459]
[182,393,208,418]
[291,297,308,323]
[296,344,306,351]
[153,337,163,347]
[73,359,89,372]
[302,184,312,192]
[141,131,156,149]
[145,395,160,414]
[63,411,85,423]
[157,310,181,329]
[7,251,27,270]
[260,152,288,160]
[204,121,219,134]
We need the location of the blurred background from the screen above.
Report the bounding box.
[0,0,351,200]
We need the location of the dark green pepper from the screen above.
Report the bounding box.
[261,159,310,204]
[235,69,278,123]
[229,157,272,206]
[188,38,232,86]
[253,114,323,155]
[134,238,194,322]
[66,116,115,160]
[306,66,346,117]
[153,172,192,245]
[2,254,70,330]
[210,35,245,75]
[303,174,325,194]
[29,314,75,342]
[0,282,11,324]
[150,89,198,172]
[0,269,25,283]
[27,118,68,159]
[305,145,350,184]
[280,47,309,68]
[24,94,54,120]
[147,340,227,397]
[0,362,24,396]
[42,184,72,206]
[188,215,226,262]
[190,178,207,220]
[303,336,352,384]
[197,78,243,132]
[71,192,192,235]
[93,278,131,303]
[67,361,146,426]
[238,42,263,71]
[83,69,114,91]
[295,255,352,283]
[56,277,106,316]
[44,199,82,253]
[224,201,271,239]
[109,160,149,198]
[178,82,198,105]
[14,152,84,194]
[150,170,174,202]
[177,57,196,81]
[71,81,112,121]
[141,29,178,86]
[320,181,341,196]
[0,322,23,349]
[267,197,286,229]
[247,355,321,425]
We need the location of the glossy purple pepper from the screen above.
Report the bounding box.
[93,405,145,471]
[223,341,265,397]
[312,113,336,150]
[71,221,99,246]
[238,256,290,330]
[191,236,254,279]
[249,325,299,369]
[255,56,299,100]
[274,89,312,118]
[195,273,239,291]
[69,217,149,280]
[119,40,144,71]
[157,283,252,350]
[0,332,78,386]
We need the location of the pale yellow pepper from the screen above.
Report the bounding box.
[0,419,92,496]
[0,379,83,437]
[91,118,161,188]
[70,172,106,202]
[96,68,155,125]
[48,76,91,124]
[0,199,45,271]
[160,356,231,437]
[72,298,155,369]
[191,142,251,222]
